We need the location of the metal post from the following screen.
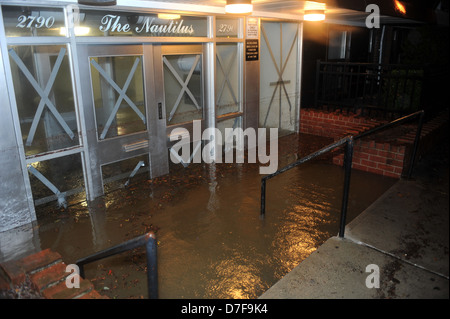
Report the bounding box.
[260,177,267,219]
[76,232,158,299]
[339,137,354,238]
[145,232,158,299]
[79,265,85,279]
[407,110,425,179]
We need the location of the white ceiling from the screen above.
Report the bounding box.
[125,0,424,26]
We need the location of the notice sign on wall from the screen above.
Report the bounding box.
[245,39,259,61]
[246,17,259,38]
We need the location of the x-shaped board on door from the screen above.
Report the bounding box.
[90,57,146,140]
[9,47,75,147]
[163,54,201,123]
[260,24,298,127]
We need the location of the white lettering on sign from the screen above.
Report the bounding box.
[99,14,130,32]
[99,15,194,35]
[218,23,233,33]
[16,15,55,29]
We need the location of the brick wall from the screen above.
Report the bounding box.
[0,248,108,299]
[333,141,406,178]
[300,109,384,139]
[299,108,449,179]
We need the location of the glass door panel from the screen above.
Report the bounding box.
[90,55,146,140]
[162,45,204,126]
[8,45,79,156]
[216,43,241,117]
[260,22,299,135]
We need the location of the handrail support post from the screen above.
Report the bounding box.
[261,178,267,219]
[339,137,354,238]
[145,233,158,299]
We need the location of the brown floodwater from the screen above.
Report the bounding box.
[1,133,397,299]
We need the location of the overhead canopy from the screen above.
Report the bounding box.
[126,0,448,26]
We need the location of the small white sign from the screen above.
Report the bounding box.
[246,17,259,39]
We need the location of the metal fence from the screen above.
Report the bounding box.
[314,61,424,118]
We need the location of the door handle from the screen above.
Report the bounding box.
[158,102,163,120]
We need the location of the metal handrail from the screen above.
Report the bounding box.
[260,110,425,239]
[260,136,354,238]
[76,232,158,299]
[354,110,425,179]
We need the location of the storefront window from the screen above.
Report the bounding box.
[8,45,79,156]
[75,10,208,37]
[27,153,85,207]
[216,43,241,116]
[2,6,65,37]
[260,21,299,134]
[216,17,240,38]
[163,53,204,125]
[90,55,147,140]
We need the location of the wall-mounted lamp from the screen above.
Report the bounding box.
[225,0,253,14]
[304,9,326,21]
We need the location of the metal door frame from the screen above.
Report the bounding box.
[78,43,168,200]
[156,43,212,166]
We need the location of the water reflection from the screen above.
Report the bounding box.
[204,250,269,299]
[1,134,397,299]
[207,163,220,213]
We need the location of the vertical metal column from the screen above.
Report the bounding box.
[145,232,158,299]
[77,232,158,299]
[0,6,36,229]
[260,177,267,219]
[338,137,354,238]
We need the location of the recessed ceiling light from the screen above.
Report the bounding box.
[304,10,326,21]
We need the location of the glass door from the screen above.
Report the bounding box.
[78,44,168,199]
[260,21,300,136]
[8,44,84,208]
[155,44,206,167]
[159,44,205,128]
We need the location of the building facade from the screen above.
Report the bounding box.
[0,0,304,232]
[1,0,444,233]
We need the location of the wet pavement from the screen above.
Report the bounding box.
[260,133,449,299]
[0,133,398,299]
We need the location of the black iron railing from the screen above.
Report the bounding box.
[76,232,158,299]
[314,61,424,118]
[260,110,425,238]
[354,110,425,179]
[260,136,354,238]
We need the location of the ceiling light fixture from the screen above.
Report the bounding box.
[303,9,326,21]
[225,0,253,14]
